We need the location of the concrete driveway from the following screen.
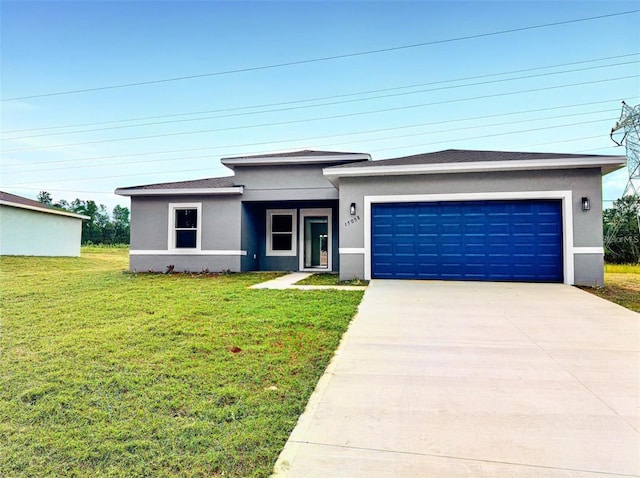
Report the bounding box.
[274,280,640,477]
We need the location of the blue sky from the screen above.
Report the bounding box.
[1,1,639,211]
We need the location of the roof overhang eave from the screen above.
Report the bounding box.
[323,157,627,180]
[115,186,244,197]
[221,154,371,169]
[0,200,90,220]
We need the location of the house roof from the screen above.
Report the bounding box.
[0,191,89,219]
[115,148,627,197]
[220,149,371,169]
[118,176,235,191]
[327,149,620,168]
[222,149,368,160]
[323,149,626,180]
[116,150,372,196]
[115,176,243,197]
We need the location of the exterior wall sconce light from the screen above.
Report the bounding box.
[350,203,356,215]
[581,197,590,211]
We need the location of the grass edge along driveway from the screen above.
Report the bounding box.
[581,263,640,313]
[0,248,364,478]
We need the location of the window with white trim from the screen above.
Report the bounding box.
[168,203,202,250]
[266,209,297,256]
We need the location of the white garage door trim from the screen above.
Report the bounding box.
[363,191,574,284]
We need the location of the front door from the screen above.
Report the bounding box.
[299,208,332,271]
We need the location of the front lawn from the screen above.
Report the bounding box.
[582,263,640,312]
[295,273,369,286]
[0,247,363,477]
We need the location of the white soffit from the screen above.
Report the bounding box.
[0,200,90,220]
[115,187,244,197]
[323,156,626,179]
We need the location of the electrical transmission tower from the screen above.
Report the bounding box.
[605,101,640,254]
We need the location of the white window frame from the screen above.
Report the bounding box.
[266,209,297,256]
[168,203,202,251]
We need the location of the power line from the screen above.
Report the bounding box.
[571,145,623,154]
[516,134,611,149]
[3,75,637,153]
[2,9,637,102]
[3,98,634,168]
[368,118,617,154]
[4,60,638,141]
[5,134,624,196]
[4,117,617,186]
[3,52,637,135]
[4,109,617,175]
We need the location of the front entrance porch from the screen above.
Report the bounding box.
[241,200,339,273]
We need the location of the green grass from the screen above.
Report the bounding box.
[295,273,369,286]
[583,263,640,312]
[0,247,364,477]
[604,263,640,274]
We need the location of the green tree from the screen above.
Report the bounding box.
[34,192,130,245]
[604,194,640,263]
[71,199,103,244]
[112,205,130,244]
[36,191,53,205]
[53,199,70,210]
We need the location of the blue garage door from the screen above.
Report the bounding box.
[372,200,563,282]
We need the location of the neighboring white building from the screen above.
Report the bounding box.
[0,191,89,257]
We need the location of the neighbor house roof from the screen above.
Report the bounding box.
[323,149,626,181]
[0,191,89,219]
[115,176,243,197]
[221,149,371,169]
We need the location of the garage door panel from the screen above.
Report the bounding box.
[417,223,438,234]
[538,243,561,255]
[372,200,563,282]
[442,224,464,234]
[395,245,415,255]
[416,234,437,243]
[417,245,438,255]
[441,245,463,256]
[464,224,486,235]
[488,224,510,235]
[514,245,536,255]
[464,245,486,256]
[374,245,393,255]
[538,223,562,234]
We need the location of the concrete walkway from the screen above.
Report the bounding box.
[273,280,640,477]
[251,272,367,291]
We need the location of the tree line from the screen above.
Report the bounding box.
[37,191,130,245]
[603,194,640,264]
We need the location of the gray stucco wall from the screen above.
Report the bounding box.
[336,168,605,285]
[128,194,341,274]
[234,165,339,201]
[574,253,605,287]
[129,195,243,273]
[0,206,83,257]
[127,159,345,273]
